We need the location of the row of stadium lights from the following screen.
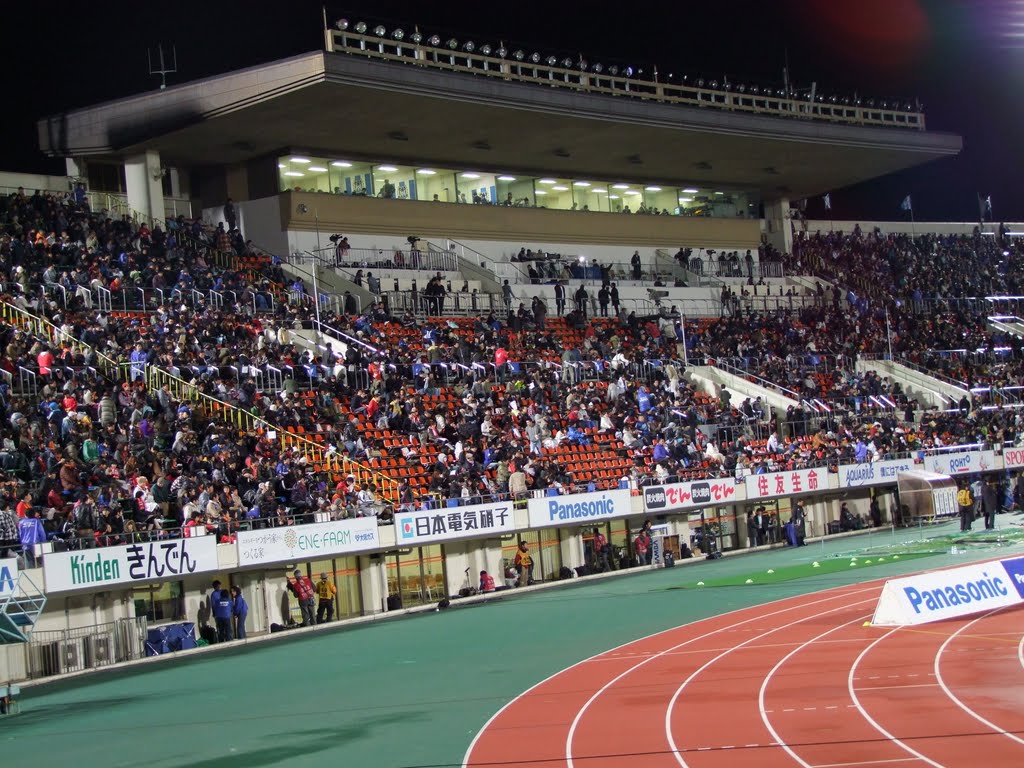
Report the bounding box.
[334,19,919,113]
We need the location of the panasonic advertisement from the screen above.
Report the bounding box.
[527,489,633,528]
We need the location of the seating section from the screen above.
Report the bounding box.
[0,187,1021,558]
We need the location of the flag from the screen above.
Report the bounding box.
[977,194,992,221]
[900,195,912,212]
[823,193,831,210]
[985,195,992,217]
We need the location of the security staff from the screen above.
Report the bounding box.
[957,484,973,532]
[315,572,337,624]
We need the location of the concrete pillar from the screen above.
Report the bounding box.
[763,197,793,255]
[65,157,87,182]
[124,150,166,222]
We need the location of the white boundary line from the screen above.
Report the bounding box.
[663,598,877,768]
[933,607,1024,747]
[1018,632,1024,673]
[757,613,875,768]
[847,628,946,768]
[459,583,875,768]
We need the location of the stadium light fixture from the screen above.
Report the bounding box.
[308,166,328,173]
[696,78,704,88]
[447,38,459,50]
[534,190,547,195]
[284,171,305,177]
[461,172,481,179]
[591,188,606,194]
[373,25,386,36]
[290,157,311,164]
[497,45,507,58]
[392,29,405,41]
[513,50,525,61]
[480,44,492,56]
[592,63,603,74]
[416,169,437,175]
[464,41,475,52]
[546,56,557,66]
[354,22,368,34]
[497,175,517,181]
[608,194,620,199]
[538,179,558,185]
[608,65,619,76]
[573,181,591,187]
[624,66,634,77]
[410,31,423,44]
[552,185,569,191]
[335,19,349,31]
[429,35,441,47]
[683,187,699,193]
[645,186,662,192]
[331,161,353,167]
[679,197,692,203]
[530,52,541,63]
[377,165,399,172]
[562,57,573,68]
[612,183,629,190]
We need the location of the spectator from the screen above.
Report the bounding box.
[210,581,234,642]
[288,569,317,627]
[231,585,248,640]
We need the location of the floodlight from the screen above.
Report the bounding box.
[480,44,492,56]
[428,35,441,46]
[354,22,367,34]
[410,32,422,44]
[447,38,459,50]
[710,80,718,89]
[696,78,704,87]
[464,41,475,52]
[335,19,349,31]
[737,84,746,93]
[513,49,525,60]
[497,46,507,58]
[751,86,760,95]
[624,66,634,77]
[592,63,603,73]
[579,59,588,71]
[608,65,619,76]
[373,25,386,36]
[546,56,557,66]
[392,29,404,41]
[562,57,573,67]
[530,52,540,63]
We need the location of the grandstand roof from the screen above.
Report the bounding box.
[38,50,962,201]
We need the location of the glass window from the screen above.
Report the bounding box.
[538,530,563,581]
[533,177,574,210]
[414,168,457,202]
[386,547,444,608]
[133,581,184,622]
[642,186,678,215]
[455,171,499,205]
[421,544,447,601]
[495,175,534,208]
[571,181,610,213]
[329,159,373,196]
[307,557,362,619]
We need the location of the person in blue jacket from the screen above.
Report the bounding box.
[18,509,47,568]
[230,585,248,640]
[210,581,234,642]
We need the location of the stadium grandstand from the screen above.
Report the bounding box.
[2,15,1022,692]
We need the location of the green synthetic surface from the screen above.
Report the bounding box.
[665,550,936,588]
[5,521,1024,768]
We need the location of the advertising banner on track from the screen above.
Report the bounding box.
[836,458,917,489]
[527,489,632,529]
[744,467,826,502]
[0,557,17,597]
[642,478,741,513]
[394,500,516,545]
[236,517,380,566]
[923,449,995,476]
[44,537,220,594]
[871,556,1024,626]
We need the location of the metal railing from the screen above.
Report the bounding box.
[326,29,926,130]
[314,245,459,273]
[27,617,148,680]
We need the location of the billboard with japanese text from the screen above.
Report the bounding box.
[236,518,380,566]
[744,468,826,502]
[394,501,516,545]
[642,478,741,513]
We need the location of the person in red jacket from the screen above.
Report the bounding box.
[288,570,317,627]
[478,570,495,593]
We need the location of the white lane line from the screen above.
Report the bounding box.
[665,598,877,768]
[848,628,946,768]
[463,580,875,768]
[934,607,1024,747]
[812,758,922,767]
[758,613,872,768]
[1018,630,1024,673]
[853,683,940,691]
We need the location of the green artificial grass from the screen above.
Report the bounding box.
[666,551,937,589]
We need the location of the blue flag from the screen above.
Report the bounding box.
[900,195,912,212]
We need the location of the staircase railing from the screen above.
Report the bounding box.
[0,570,47,644]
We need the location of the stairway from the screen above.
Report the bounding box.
[0,570,46,644]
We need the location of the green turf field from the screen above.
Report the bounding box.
[4,520,1023,768]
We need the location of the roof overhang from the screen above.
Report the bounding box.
[38,50,962,200]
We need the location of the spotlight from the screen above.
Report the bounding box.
[392,28,404,41]
[562,57,573,67]
[447,38,459,49]
[737,84,746,93]
[723,82,731,91]
[608,65,619,76]
[881,100,888,109]
[854,98,862,106]
[513,49,525,60]
[592,62,603,74]
[866,98,875,107]
[497,46,507,58]
[428,35,440,46]
[354,21,367,34]
[335,19,349,31]
[546,56,557,66]
[530,52,540,63]
[410,31,422,44]
[696,78,704,87]
[480,44,491,55]
[829,95,837,103]
[373,25,386,36]
[751,86,760,95]
[624,66,634,77]
[463,41,475,52]
[579,59,588,71]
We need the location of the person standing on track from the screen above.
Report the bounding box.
[288,570,317,627]
[231,585,248,640]
[316,572,337,623]
[982,477,998,530]
[957,483,974,532]
[514,541,534,587]
[210,581,234,642]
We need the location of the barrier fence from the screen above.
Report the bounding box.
[27,616,149,679]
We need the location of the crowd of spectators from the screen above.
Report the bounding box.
[1,188,1023,563]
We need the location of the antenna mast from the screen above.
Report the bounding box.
[148,45,178,90]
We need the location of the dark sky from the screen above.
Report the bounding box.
[6,0,1024,221]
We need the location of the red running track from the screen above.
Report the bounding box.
[462,576,1024,768]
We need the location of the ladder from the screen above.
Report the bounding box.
[0,570,46,644]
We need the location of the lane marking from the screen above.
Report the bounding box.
[848,628,946,768]
[934,607,1024,747]
[854,684,941,691]
[666,598,877,768]
[758,613,873,768]
[564,586,879,768]
[812,758,923,767]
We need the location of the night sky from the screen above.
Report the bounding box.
[6,0,1024,221]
